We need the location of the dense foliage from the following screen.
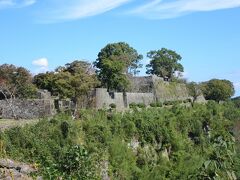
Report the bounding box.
[34,61,99,99]
[187,82,202,104]
[0,102,239,179]
[94,42,143,91]
[232,96,240,108]
[0,64,37,99]
[201,79,235,102]
[146,48,184,80]
[34,61,99,111]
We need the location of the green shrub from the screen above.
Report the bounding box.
[0,103,239,179]
[150,102,162,107]
[163,101,172,106]
[183,98,192,103]
[109,103,116,109]
[60,145,97,179]
[129,102,137,108]
[60,121,69,139]
[150,102,157,107]
[156,102,163,107]
[137,103,146,108]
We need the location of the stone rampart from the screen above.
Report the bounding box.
[95,88,154,109]
[0,99,55,119]
[94,75,204,109]
[95,88,126,109]
[126,92,154,106]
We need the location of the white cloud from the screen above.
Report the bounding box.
[0,0,36,9]
[38,0,131,23]
[33,66,48,74]
[130,0,240,19]
[32,58,48,67]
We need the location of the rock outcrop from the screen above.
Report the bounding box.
[0,158,41,180]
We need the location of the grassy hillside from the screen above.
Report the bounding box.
[0,101,239,179]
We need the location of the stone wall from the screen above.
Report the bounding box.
[95,88,154,109]
[95,88,126,109]
[94,75,205,109]
[128,74,190,101]
[126,92,154,106]
[0,158,40,179]
[128,75,155,93]
[0,77,206,118]
[153,80,189,102]
[0,99,55,119]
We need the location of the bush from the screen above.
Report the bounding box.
[150,102,156,107]
[60,145,97,179]
[156,102,163,107]
[109,103,116,109]
[137,103,146,108]
[163,101,173,106]
[172,100,182,105]
[0,103,239,179]
[129,102,137,109]
[150,102,162,107]
[61,121,70,139]
[184,98,192,103]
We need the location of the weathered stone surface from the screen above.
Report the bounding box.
[0,99,55,119]
[0,168,32,180]
[128,137,140,154]
[95,88,154,110]
[94,75,197,109]
[153,77,189,101]
[128,75,156,93]
[36,89,51,99]
[100,160,110,180]
[0,159,37,173]
[0,158,40,180]
[0,75,206,115]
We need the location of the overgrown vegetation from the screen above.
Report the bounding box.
[0,101,239,179]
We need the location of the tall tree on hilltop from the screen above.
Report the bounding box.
[94,42,143,91]
[146,48,184,80]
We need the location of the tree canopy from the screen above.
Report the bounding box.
[146,48,184,80]
[34,60,99,101]
[0,64,36,99]
[201,79,235,102]
[187,82,202,104]
[94,42,143,91]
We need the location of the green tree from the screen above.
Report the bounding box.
[0,64,37,119]
[33,72,55,94]
[201,79,235,102]
[0,64,37,99]
[232,96,240,108]
[187,82,202,105]
[94,42,143,91]
[146,48,184,80]
[54,60,99,99]
[34,60,99,113]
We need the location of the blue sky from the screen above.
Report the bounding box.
[0,0,240,96]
